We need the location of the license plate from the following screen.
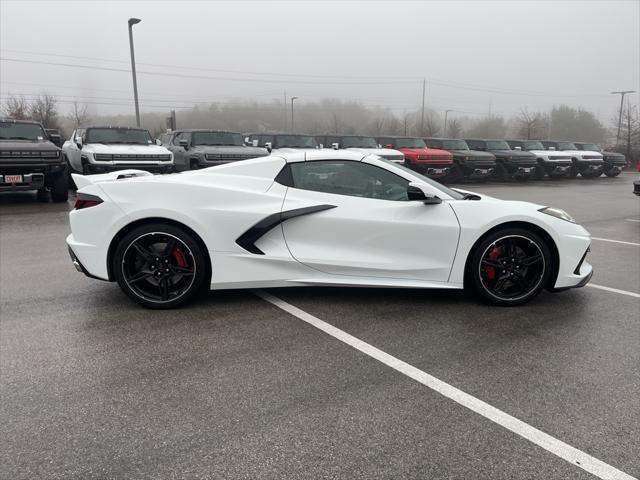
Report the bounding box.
[478,169,489,174]
[4,175,22,183]
[433,168,445,174]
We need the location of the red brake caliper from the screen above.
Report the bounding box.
[172,247,188,268]
[484,246,501,280]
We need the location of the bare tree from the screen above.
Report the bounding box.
[329,112,340,134]
[3,95,30,120]
[371,117,386,136]
[402,112,413,136]
[68,100,90,127]
[516,108,542,139]
[29,93,59,128]
[447,118,463,138]
[423,112,441,137]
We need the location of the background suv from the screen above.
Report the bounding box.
[574,142,626,177]
[0,118,68,201]
[164,129,267,171]
[424,138,496,182]
[465,139,537,181]
[316,135,404,163]
[506,140,572,179]
[63,126,174,175]
[376,136,452,179]
[540,141,604,178]
[245,133,319,152]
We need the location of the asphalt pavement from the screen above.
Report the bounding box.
[1,173,638,479]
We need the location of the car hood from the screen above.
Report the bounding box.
[400,147,450,156]
[190,145,268,156]
[83,143,172,155]
[347,147,404,157]
[447,149,495,159]
[490,149,536,158]
[557,149,603,158]
[602,151,625,158]
[526,150,571,157]
[0,140,60,151]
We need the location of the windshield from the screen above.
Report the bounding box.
[85,128,152,144]
[523,141,545,150]
[442,140,469,150]
[192,131,243,146]
[341,136,378,148]
[580,143,600,151]
[395,138,427,149]
[380,159,465,200]
[275,135,318,148]
[556,142,577,150]
[0,121,46,141]
[486,141,511,150]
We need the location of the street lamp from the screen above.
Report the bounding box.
[290,96,298,133]
[443,109,453,137]
[611,90,636,146]
[128,17,142,127]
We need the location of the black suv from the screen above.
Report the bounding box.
[424,138,496,181]
[464,139,537,181]
[0,118,68,201]
[574,142,626,177]
[245,133,318,152]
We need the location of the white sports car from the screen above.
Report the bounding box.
[67,150,593,309]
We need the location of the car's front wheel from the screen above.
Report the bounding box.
[468,228,552,306]
[113,223,209,309]
[603,166,621,177]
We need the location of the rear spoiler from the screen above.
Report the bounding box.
[72,169,153,189]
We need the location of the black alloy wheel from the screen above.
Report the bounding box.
[113,224,208,308]
[470,229,551,306]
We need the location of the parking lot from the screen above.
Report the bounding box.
[1,174,638,479]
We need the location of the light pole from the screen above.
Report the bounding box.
[611,90,635,145]
[443,109,453,137]
[290,96,298,133]
[128,17,142,127]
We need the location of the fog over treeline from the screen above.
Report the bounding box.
[4,93,639,154]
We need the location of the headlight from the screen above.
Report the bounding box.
[539,206,575,223]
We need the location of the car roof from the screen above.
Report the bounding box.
[271,149,369,163]
[245,132,314,136]
[0,118,42,125]
[172,129,240,134]
[81,125,149,130]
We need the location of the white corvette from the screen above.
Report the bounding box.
[67,150,593,309]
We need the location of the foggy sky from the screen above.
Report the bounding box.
[1,0,638,123]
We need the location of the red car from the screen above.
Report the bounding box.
[376,136,453,179]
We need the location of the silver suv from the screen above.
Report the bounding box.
[163,130,268,171]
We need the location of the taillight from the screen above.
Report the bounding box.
[74,193,103,210]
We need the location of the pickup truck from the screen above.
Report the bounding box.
[573,142,626,177]
[540,141,604,178]
[464,139,537,181]
[316,135,404,163]
[245,133,319,152]
[375,136,453,179]
[0,118,68,201]
[163,129,268,171]
[506,139,572,179]
[424,138,496,181]
[63,126,174,175]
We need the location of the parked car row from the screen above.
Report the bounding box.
[0,117,629,202]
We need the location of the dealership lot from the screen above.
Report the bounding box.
[1,175,638,479]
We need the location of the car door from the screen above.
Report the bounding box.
[280,159,460,282]
[65,129,83,172]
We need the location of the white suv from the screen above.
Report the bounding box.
[64,126,174,175]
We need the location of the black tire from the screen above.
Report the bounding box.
[190,160,200,170]
[82,162,93,175]
[446,164,464,183]
[113,223,209,309]
[514,174,530,183]
[50,168,69,202]
[580,170,602,179]
[603,167,621,177]
[467,228,552,306]
[534,164,546,180]
[567,162,579,178]
[494,162,510,181]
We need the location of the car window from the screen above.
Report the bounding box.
[290,160,410,201]
[465,140,484,150]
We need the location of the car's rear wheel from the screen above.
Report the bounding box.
[580,169,602,179]
[113,223,209,309]
[469,228,551,306]
[50,168,69,202]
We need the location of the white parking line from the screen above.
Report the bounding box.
[591,237,640,247]
[255,290,637,480]
[588,283,640,298]
[626,219,640,223]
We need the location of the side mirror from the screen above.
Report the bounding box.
[155,138,162,146]
[407,182,442,204]
[75,136,83,149]
[264,142,272,152]
[331,142,339,150]
[179,138,189,149]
